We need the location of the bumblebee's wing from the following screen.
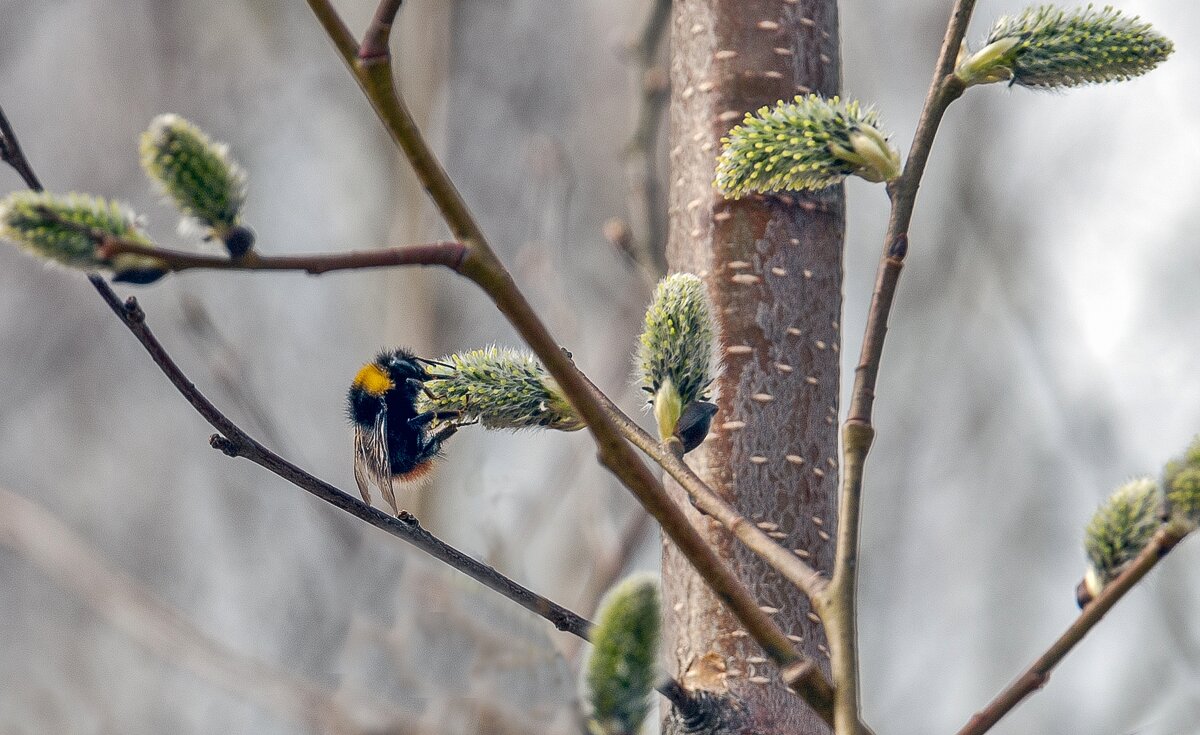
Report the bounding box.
[353,412,391,509]
[381,474,400,518]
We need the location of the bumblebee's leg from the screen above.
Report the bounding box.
[408,409,461,430]
[414,421,462,460]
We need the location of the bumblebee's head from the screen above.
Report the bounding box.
[375,348,430,387]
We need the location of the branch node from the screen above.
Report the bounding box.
[888,233,908,259]
[122,296,145,323]
[842,421,875,452]
[209,434,241,457]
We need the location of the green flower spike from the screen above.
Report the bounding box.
[422,346,584,431]
[1163,435,1200,531]
[956,5,1174,89]
[139,114,254,256]
[0,190,166,284]
[585,573,661,735]
[637,273,717,448]
[1079,476,1161,606]
[715,94,900,198]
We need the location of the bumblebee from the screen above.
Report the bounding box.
[347,349,461,515]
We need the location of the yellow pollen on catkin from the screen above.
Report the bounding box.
[352,363,393,397]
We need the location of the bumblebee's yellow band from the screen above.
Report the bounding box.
[352,363,394,397]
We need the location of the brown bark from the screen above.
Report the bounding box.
[663,1,843,733]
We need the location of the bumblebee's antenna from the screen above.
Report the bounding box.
[415,356,455,370]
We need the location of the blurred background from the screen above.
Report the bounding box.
[0,0,1197,732]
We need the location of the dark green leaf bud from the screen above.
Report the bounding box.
[585,573,661,735]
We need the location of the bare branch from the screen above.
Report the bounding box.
[305,0,359,62]
[97,236,467,275]
[0,106,44,190]
[828,1,977,733]
[955,526,1190,735]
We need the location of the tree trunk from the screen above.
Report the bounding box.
[662,1,843,732]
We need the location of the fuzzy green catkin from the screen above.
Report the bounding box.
[1164,435,1200,530]
[1083,476,1161,600]
[957,5,1174,89]
[715,94,900,198]
[637,273,716,441]
[585,574,661,735]
[140,114,247,237]
[423,347,584,431]
[0,190,165,280]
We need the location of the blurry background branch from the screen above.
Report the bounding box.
[0,486,403,735]
[615,0,671,277]
[97,237,468,275]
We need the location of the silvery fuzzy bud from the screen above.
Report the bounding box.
[715,94,900,198]
[957,5,1173,89]
[1163,435,1200,531]
[139,114,253,255]
[585,573,661,735]
[422,346,584,431]
[637,274,717,445]
[0,190,166,283]
[1080,476,1161,606]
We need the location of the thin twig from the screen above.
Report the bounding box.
[97,237,467,275]
[303,0,838,720]
[954,525,1189,735]
[359,0,404,60]
[827,2,977,733]
[0,486,399,734]
[88,274,594,639]
[0,105,42,190]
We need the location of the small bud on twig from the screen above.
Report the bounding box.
[0,190,166,283]
[423,346,584,431]
[956,5,1173,89]
[1080,476,1161,606]
[585,573,661,735]
[637,274,717,447]
[139,114,253,256]
[715,94,900,198]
